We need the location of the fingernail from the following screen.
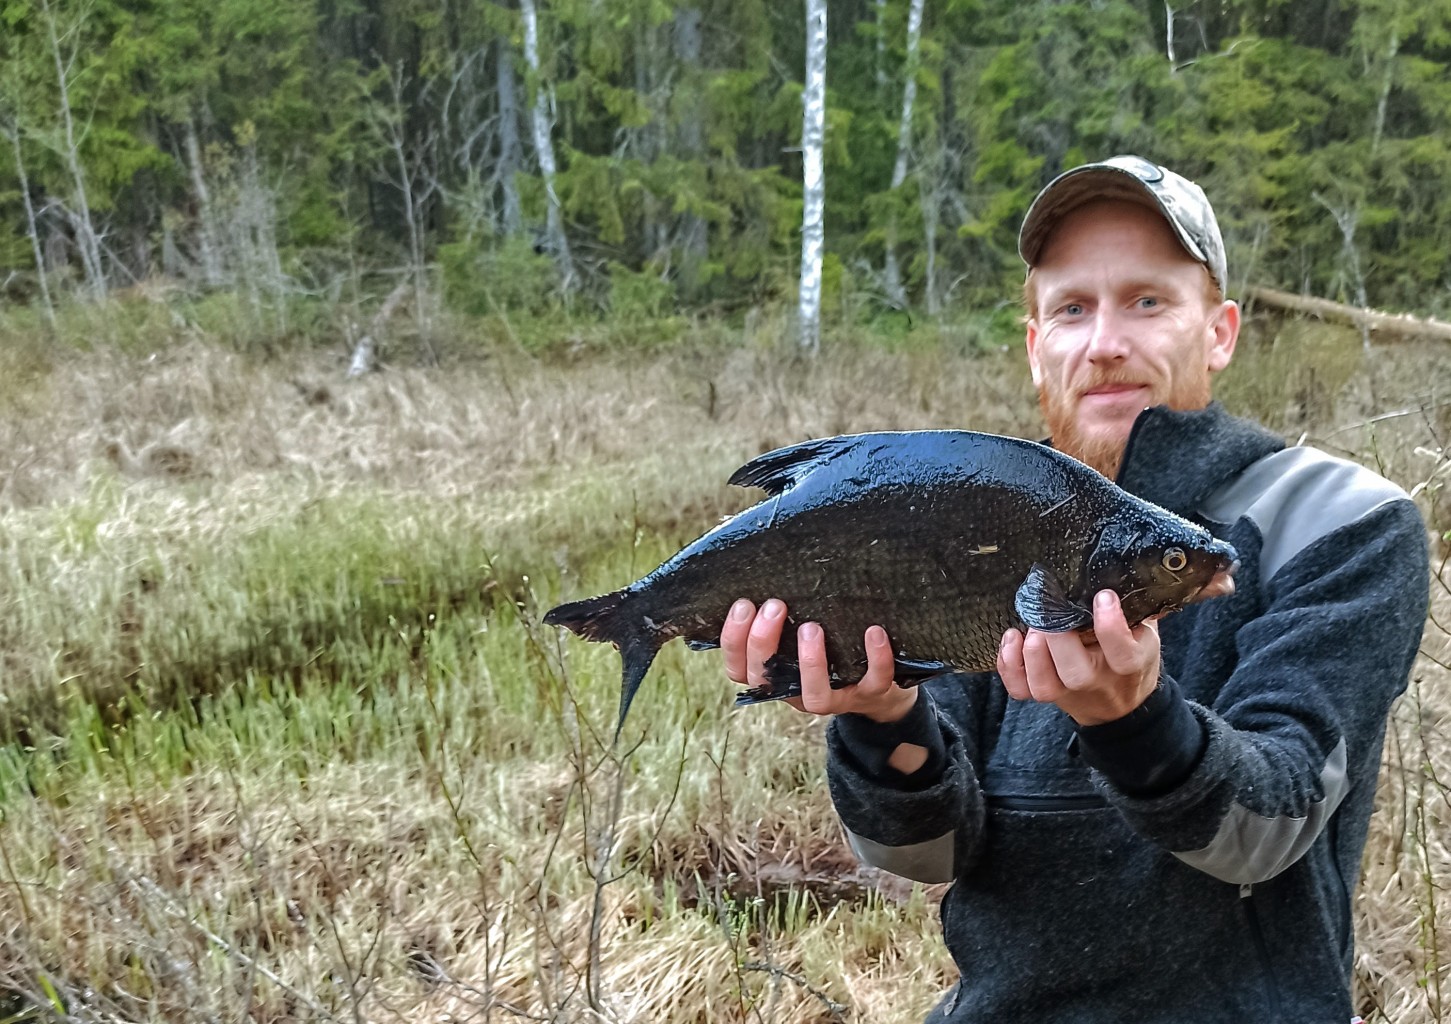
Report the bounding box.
[762,599,784,620]
[799,622,820,642]
[1095,590,1117,611]
[866,625,886,647]
[730,599,752,622]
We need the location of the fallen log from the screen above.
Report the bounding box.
[1243,285,1451,344]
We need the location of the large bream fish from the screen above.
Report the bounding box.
[545,430,1237,732]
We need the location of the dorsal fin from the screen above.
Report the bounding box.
[727,435,858,494]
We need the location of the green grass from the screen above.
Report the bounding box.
[0,316,1446,1021]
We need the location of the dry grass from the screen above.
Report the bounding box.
[0,314,1446,1022]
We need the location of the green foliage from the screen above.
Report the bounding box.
[439,234,561,317]
[608,261,676,320]
[0,0,1450,323]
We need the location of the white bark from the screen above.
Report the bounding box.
[918,140,942,316]
[520,0,575,290]
[496,40,524,237]
[799,0,827,353]
[672,6,707,288]
[348,281,411,377]
[3,118,55,326]
[1372,28,1399,158]
[38,0,105,299]
[883,0,925,309]
[1165,4,1176,69]
[185,117,225,287]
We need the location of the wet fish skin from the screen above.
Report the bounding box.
[543,430,1238,735]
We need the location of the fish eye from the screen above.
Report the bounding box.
[1161,548,1187,572]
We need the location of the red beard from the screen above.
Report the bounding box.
[1040,370,1212,481]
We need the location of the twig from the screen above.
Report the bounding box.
[130,876,338,1022]
[1316,400,1451,440]
[739,961,850,1020]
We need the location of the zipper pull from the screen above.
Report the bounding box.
[1239,882,1253,899]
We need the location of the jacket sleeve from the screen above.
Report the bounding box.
[824,673,1002,883]
[1084,498,1428,884]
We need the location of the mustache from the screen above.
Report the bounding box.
[1077,372,1147,395]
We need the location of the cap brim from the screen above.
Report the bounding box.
[1018,164,1208,270]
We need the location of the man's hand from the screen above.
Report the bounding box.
[720,598,918,723]
[997,589,1161,726]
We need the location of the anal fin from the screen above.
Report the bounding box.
[734,653,944,707]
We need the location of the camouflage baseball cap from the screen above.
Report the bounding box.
[1018,155,1227,295]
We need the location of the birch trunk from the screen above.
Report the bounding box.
[799,0,827,353]
[918,140,942,316]
[185,117,225,287]
[39,0,105,299]
[3,120,55,326]
[672,6,707,292]
[496,40,524,237]
[1371,28,1399,158]
[882,0,924,310]
[520,0,574,290]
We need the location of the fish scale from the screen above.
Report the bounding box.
[544,430,1237,736]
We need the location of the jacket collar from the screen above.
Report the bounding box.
[1114,402,1285,517]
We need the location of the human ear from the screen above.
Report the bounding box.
[1025,319,1045,387]
[1207,300,1239,373]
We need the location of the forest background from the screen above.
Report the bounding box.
[2,0,1450,335]
[1,0,1451,1022]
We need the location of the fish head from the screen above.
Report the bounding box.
[1083,513,1239,626]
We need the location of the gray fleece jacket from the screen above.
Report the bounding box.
[828,403,1429,1023]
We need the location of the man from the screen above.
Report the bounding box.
[720,156,1429,1022]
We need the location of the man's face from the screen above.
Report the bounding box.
[1025,199,1239,479]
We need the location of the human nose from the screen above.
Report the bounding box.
[1085,307,1131,363]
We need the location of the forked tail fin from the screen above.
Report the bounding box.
[543,590,663,740]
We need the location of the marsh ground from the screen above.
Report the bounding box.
[0,314,1446,1022]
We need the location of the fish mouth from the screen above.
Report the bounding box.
[1189,556,1239,605]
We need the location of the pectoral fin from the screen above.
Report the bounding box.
[1015,563,1093,633]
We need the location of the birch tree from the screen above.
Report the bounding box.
[671,4,708,293]
[35,0,106,299]
[882,0,925,309]
[798,0,826,353]
[184,117,225,287]
[496,38,524,238]
[0,113,55,326]
[519,0,574,291]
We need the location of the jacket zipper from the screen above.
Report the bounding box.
[986,793,1108,812]
[1238,883,1285,1017]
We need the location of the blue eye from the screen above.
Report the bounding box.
[1064,303,1085,316]
[1138,297,1159,309]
